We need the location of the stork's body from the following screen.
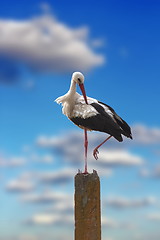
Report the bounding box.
[55,72,132,173]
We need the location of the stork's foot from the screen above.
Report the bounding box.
[93,148,99,160]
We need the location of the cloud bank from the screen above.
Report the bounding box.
[36,131,144,168]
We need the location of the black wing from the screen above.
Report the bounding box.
[70,102,129,142]
[98,101,132,139]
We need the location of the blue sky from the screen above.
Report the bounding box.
[0,1,160,240]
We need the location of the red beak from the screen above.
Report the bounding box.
[79,83,88,104]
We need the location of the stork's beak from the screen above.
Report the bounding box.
[79,83,88,104]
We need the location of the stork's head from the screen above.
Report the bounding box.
[72,72,84,84]
[72,72,88,104]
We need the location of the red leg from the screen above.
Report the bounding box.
[93,135,112,160]
[83,128,88,174]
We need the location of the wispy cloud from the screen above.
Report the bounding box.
[38,168,75,184]
[6,179,34,193]
[148,213,160,221]
[48,198,74,215]
[140,164,160,179]
[27,213,73,226]
[0,234,65,240]
[102,216,118,228]
[21,190,71,204]
[30,153,54,164]
[93,149,143,167]
[132,124,160,145]
[0,156,26,167]
[105,196,156,209]
[135,233,160,240]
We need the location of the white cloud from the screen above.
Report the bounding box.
[48,198,74,214]
[105,196,156,209]
[0,15,104,73]
[140,168,150,177]
[26,212,73,226]
[102,216,135,230]
[0,156,26,167]
[102,216,118,228]
[18,171,37,180]
[94,149,143,167]
[18,236,38,240]
[148,213,160,221]
[140,164,160,179]
[135,233,160,240]
[36,131,83,149]
[6,179,34,192]
[29,213,59,225]
[103,239,114,240]
[38,168,75,184]
[22,145,31,152]
[132,124,160,144]
[21,190,70,204]
[30,153,54,164]
[0,234,59,240]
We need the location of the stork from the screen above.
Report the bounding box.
[55,72,132,173]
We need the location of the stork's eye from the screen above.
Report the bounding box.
[77,77,81,83]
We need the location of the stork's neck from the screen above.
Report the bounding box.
[67,79,77,97]
[61,79,77,118]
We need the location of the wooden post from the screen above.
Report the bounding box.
[74,170,101,240]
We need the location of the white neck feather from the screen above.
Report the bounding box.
[55,79,77,118]
[67,78,76,97]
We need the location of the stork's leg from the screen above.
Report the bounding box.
[93,135,112,160]
[84,128,88,173]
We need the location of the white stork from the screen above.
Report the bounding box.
[55,72,132,173]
